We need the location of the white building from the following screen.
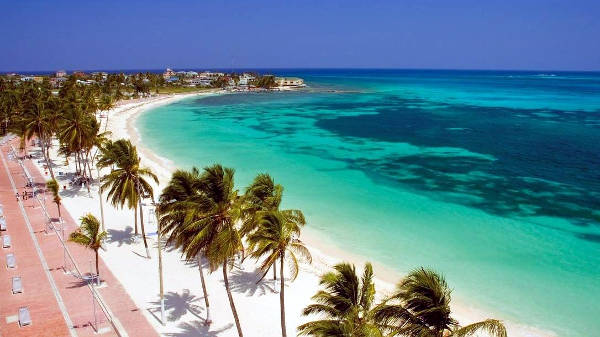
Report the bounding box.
[184,78,211,86]
[199,71,224,78]
[238,73,256,86]
[275,77,304,87]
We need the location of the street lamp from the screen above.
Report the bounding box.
[153,202,165,325]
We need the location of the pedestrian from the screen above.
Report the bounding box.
[16,192,19,201]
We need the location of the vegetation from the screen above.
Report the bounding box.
[210,76,231,88]
[251,75,277,88]
[158,167,213,325]
[374,268,507,337]
[157,166,315,337]
[98,139,157,258]
[69,214,107,280]
[298,263,380,337]
[46,179,62,219]
[248,210,312,337]
[299,264,507,337]
[159,165,244,335]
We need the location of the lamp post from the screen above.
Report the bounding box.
[154,203,165,325]
[96,166,105,232]
[98,187,105,232]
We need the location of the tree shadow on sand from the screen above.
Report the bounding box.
[150,289,205,322]
[164,320,233,337]
[106,226,135,247]
[225,268,275,297]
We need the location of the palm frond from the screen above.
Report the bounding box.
[450,319,507,337]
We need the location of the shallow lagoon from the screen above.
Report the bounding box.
[139,70,600,336]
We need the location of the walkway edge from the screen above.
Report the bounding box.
[0,148,78,337]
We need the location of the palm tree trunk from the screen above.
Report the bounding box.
[98,189,105,232]
[74,152,80,174]
[45,142,50,163]
[81,152,88,179]
[104,111,110,132]
[82,151,89,179]
[197,255,211,325]
[56,202,61,219]
[157,216,165,325]
[76,152,81,175]
[78,152,84,176]
[223,262,243,337]
[279,255,287,337]
[45,138,52,170]
[139,199,150,258]
[86,151,93,180]
[134,204,139,235]
[95,250,100,278]
[273,260,277,280]
[38,134,56,180]
[20,136,27,157]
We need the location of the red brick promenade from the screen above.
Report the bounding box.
[0,138,158,337]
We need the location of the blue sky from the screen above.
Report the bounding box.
[1,0,599,71]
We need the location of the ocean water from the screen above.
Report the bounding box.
[138,70,600,337]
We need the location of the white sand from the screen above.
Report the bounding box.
[31,92,555,337]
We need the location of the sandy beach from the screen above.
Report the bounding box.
[28,92,555,337]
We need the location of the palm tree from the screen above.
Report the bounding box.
[99,139,157,258]
[21,91,56,179]
[0,88,20,135]
[46,179,62,219]
[58,101,96,178]
[174,164,244,337]
[374,268,507,337]
[98,95,114,132]
[241,173,283,278]
[96,139,118,170]
[95,138,118,230]
[298,263,382,337]
[241,173,283,236]
[248,210,312,337]
[69,214,107,282]
[158,167,213,325]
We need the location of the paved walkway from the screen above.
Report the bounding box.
[0,138,158,337]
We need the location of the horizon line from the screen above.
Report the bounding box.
[2,66,600,75]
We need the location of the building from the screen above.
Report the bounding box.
[55,70,67,77]
[238,73,256,86]
[199,71,224,78]
[184,78,211,86]
[177,71,198,77]
[50,77,67,88]
[91,72,108,80]
[163,68,176,79]
[275,77,305,87]
[72,71,86,78]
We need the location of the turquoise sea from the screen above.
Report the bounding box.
[138,70,600,337]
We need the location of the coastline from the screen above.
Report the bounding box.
[119,93,556,337]
[30,91,556,336]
